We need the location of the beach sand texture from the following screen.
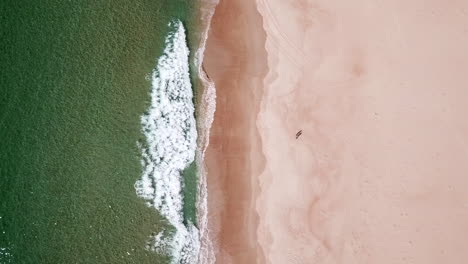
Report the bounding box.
[204,0,468,263]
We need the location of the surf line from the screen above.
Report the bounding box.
[134,20,200,264]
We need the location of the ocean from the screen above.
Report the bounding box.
[0,0,209,263]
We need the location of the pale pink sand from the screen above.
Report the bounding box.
[255,0,468,263]
[204,0,468,263]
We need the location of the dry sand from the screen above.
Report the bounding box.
[204,0,468,263]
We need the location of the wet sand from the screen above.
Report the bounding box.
[203,0,267,262]
[204,0,468,263]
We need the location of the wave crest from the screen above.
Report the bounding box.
[134,20,200,264]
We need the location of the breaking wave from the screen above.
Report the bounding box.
[134,20,200,264]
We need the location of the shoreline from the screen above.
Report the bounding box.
[192,0,219,263]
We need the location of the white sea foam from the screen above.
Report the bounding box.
[134,20,200,264]
[0,247,12,263]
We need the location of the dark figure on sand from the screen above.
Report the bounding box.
[296,130,302,139]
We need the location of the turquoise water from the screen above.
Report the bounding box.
[0,0,199,263]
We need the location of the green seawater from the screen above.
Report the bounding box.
[0,0,199,263]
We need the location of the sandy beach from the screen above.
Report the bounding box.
[203,0,266,262]
[203,0,468,263]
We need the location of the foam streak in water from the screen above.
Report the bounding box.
[0,247,12,263]
[134,20,200,264]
